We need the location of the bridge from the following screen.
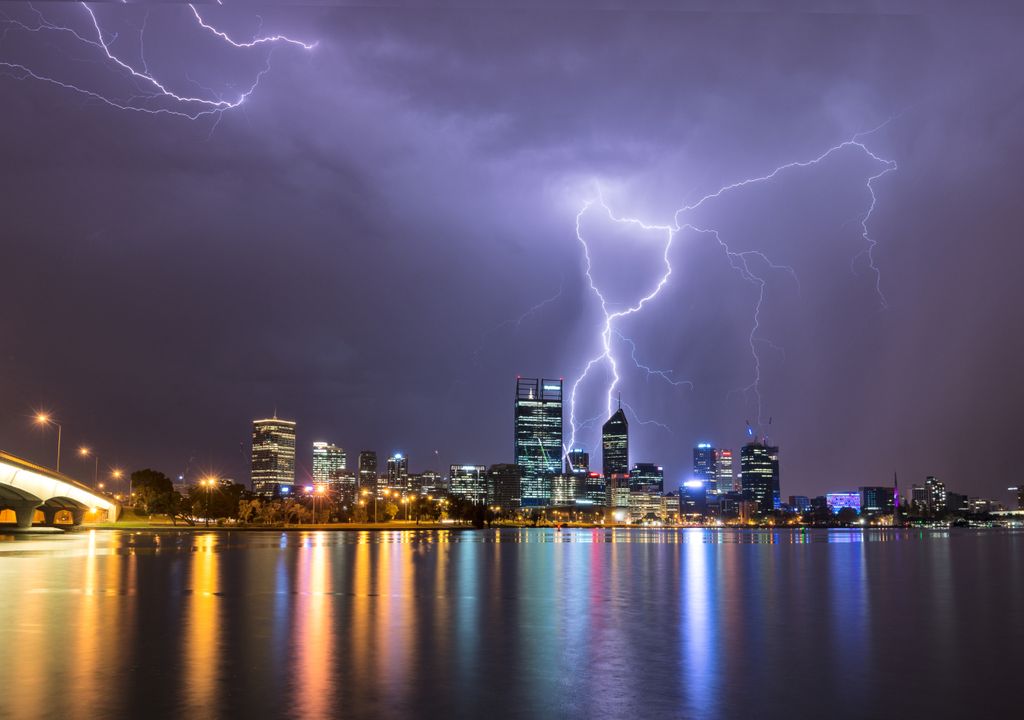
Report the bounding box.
[0,450,120,529]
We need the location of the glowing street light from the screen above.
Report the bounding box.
[33,412,62,472]
[78,446,100,487]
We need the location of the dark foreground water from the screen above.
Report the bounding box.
[1,528,1022,719]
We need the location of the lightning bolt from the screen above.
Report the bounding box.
[568,128,897,456]
[0,3,315,120]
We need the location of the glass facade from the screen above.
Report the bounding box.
[514,378,563,507]
[450,464,487,503]
[312,441,346,486]
[693,443,716,488]
[601,408,629,478]
[740,440,780,513]
[251,417,297,497]
[715,448,735,494]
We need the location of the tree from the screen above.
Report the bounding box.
[131,469,174,515]
[239,499,261,524]
[837,507,859,526]
[383,502,399,521]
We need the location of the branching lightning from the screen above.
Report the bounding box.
[568,130,897,457]
[0,2,315,120]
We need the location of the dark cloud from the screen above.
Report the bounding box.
[2,1,1022,499]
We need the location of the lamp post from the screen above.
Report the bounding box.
[315,484,326,524]
[34,413,62,473]
[78,446,99,487]
[201,477,216,526]
[361,488,377,523]
[113,469,126,506]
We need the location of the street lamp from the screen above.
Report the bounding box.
[34,413,62,472]
[112,469,126,505]
[361,488,377,523]
[315,484,326,524]
[201,477,217,526]
[78,446,99,487]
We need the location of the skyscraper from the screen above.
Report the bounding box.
[450,464,487,504]
[312,441,346,486]
[740,439,780,513]
[487,464,523,511]
[514,377,563,507]
[251,416,296,497]
[357,450,378,493]
[566,448,589,475]
[601,406,628,478]
[630,463,664,494]
[387,453,409,491]
[693,443,716,489]
[715,448,735,494]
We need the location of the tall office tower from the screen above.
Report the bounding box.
[602,405,629,478]
[487,464,523,511]
[331,469,358,502]
[911,483,927,510]
[582,472,607,505]
[566,448,590,498]
[740,439,780,513]
[715,449,735,494]
[680,480,708,515]
[357,451,378,493]
[450,464,487,504]
[387,453,409,490]
[251,416,297,497]
[312,442,346,486]
[514,377,563,507]
[630,463,664,494]
[925,476,947,514]
[693,443,716,490]
[566,448,589,474]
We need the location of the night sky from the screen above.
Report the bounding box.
[2,1,1022,499]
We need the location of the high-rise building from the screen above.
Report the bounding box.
[514,377,563,507]
[551,475,576,506]
[331,469,358,502]
[925,476,947,514]
[607,472,631,509]
[387,453,409,490]
[487,464,523,511]
[582,472,607,505]
[602,406,629,478]
[357,451,378,493]
[693,443,716,488]
[630,463,664,494]
[788,495,811,513]
[859,486,895,514]
[417,471,444,495]
[251,417,297,497]
[450,464,487,504]
[680,480,708,515]
[566,448,589,475]
[715,449,735,494]
[740,440,780,513]
[312,442,346,487]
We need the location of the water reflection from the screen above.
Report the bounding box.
[0,528,1022,719]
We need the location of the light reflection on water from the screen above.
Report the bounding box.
[0,528,1021,719]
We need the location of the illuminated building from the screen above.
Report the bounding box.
[629,490,664,523]
[607,472,631,509]
[788,495,811,513]
[251,416,296,497]
[514,377,563,507]
[357,450,378,491]
[859,486,895,514]
[450,464,487,504]
[487,464,523,511]
[566,448,589,474]
[925,476,947,514]
[582,472,607,505]
[331,469,357,502]
[693,443,716,490]
[387,453,409,490]
[680,480,708,515]
[715,448,736,494]
[601,406,629,478]
[911,483,927,510]
[312,442,346,486]
[826,492,861,513]
[630,463,664,494]
[551,475,576,506]
[740,440,780,513]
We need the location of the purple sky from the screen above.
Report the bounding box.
[2,1,1022,499]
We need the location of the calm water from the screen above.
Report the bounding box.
[1,528,1022,719]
